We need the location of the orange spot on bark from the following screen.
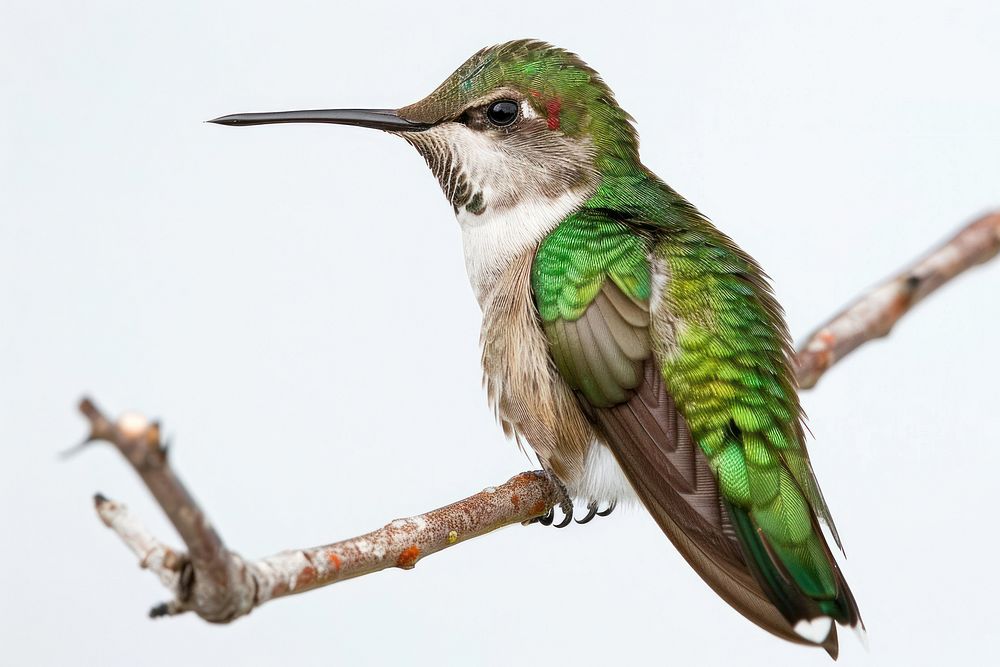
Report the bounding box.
[530,501,546,515]
[397,545,421,569]
[297,566,316,588]
[328,552,342,572]
[511,494,520,509]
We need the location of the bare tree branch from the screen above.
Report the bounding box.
[796,211,1000,388]
[90,466,557,620]
[82,209,999,623]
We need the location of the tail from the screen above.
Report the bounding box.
[726,484,863,659]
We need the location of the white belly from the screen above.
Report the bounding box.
[569,439,637,505]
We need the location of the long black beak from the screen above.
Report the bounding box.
[207,108,430,132]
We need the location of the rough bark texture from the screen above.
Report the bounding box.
[80,209,999,623]
[91,470,557,620]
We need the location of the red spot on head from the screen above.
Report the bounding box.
[546,98,562,130]
[397,545,421,569]
[529,89,541,98]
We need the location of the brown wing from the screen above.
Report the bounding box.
[545,281,819,650]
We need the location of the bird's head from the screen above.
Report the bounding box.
[211,40,639,218]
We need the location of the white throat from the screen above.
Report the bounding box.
[458,189,588,304]
[402,102,597,305]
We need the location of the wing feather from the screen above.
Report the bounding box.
[531,209,858,656]
[593,290,647,360]
[559,316,610,406]
[603,280,649,326]
[586,303,641,388]
[576,311,628,404]
[596,359,816,649]
[544,281,820,646]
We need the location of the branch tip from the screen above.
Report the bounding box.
[78,396,98,417]
[59,437,99,460]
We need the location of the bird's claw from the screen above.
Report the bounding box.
[576,500,617,524]
[553,502,573,528]
[576,502,599,524]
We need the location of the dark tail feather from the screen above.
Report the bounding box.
[726,501,865,660]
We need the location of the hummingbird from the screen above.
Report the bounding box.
[210,39,862,657]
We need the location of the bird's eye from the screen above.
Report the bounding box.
[486,100,519,127]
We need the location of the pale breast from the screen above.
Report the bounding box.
[475,249,593,487]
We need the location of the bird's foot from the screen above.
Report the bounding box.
[527,470,574,528]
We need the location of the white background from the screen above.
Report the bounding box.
[2,2,998,665]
